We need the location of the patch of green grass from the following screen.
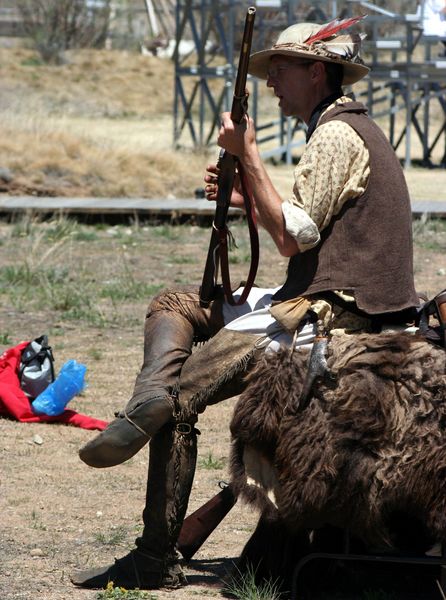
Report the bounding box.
[0,332,12,345]
[6,274,102,326]
[96,582,157,599]
[21,56,44,67]
[42,279,107,326]
[224,564,282,600]
[413,217,446,251]
[169,255,196,264]
[0,220,190,327]
[94,525,128,547]
[30,509,47,531]
[100,281,163,302]
[151,225,182,241]
[73,229,99,242]
[0,264,42,286]
[48,282,90,311]
[415,238,446,252]
[44,218,78,242]
[199,452,225,470]
[0,264,72,308]
[88,348,103,361]
[62,304,108,327]
[9,215,62,239]
[49,327,65,337]
[228,252,251,265]
[0,261,108,326]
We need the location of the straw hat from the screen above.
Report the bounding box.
[249,17,370,86]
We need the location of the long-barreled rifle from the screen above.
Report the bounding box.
[199,6,258,308]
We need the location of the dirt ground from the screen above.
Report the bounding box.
[1,214,446,600]
[0,218,267,600]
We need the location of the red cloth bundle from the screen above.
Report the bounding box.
[0,341,108,431]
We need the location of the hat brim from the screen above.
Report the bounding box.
[248,48,370,85]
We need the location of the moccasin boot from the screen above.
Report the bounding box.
[79,310,194,468]
[72,422,197,590]
[70,547,169,590]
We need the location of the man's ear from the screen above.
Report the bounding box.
[310,61,326,82]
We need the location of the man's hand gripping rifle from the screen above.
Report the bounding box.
[200,6,258,308]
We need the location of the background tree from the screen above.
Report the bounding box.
[17,0,111,64]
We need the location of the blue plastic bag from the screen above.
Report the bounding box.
[32,359,87,416]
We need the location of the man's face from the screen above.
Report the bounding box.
[266,55,314,119]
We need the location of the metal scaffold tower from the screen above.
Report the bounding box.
[173,0,298,148]
[173,0,236,147]
[353,1,446,167]
[173,0,446,167]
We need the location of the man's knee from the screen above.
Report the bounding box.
[146,286,225,337]
[148,286,200,315]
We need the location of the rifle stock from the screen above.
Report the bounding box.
[199,7,256,307]
[177,483,237,561]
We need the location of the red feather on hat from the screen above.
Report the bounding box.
[304,15,365,45]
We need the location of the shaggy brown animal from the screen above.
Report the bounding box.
[230,331,446,552]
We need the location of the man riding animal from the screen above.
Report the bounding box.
[72,16,419,590]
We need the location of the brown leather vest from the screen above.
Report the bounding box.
[273,102,419,314]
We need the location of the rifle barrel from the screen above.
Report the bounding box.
[199,7,256,307]
[232,6,256,123]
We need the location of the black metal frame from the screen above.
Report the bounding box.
[291,540,446,599]
[173,0,446,167]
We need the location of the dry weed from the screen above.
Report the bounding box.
[0,47,214,197]
[1,47,446,199]
[0,47,173,118]
[0,107,208,197]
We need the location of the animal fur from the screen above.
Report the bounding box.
[230,331,446,551]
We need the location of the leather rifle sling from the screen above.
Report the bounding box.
[219,163,259,306]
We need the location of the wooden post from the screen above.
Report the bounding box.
[143,0,159,37]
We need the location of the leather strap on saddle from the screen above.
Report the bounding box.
[417,289,446,348]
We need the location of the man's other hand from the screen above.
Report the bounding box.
[204,163,245,210]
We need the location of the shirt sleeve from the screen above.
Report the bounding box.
[282,119,370,244]
[281,202,320,252]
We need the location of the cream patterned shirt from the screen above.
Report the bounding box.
[282,96,370,251]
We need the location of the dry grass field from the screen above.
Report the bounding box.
[1,44,446,600]
[0,48,208,198]
[0,46,446,202]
